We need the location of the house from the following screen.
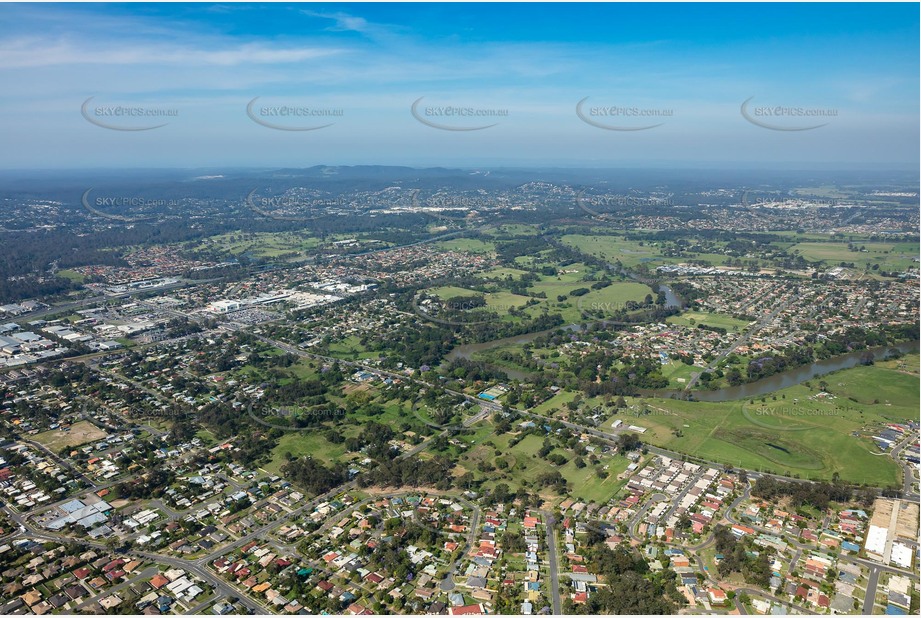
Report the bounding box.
[449,604,486,615]
[20,590,43,607]
[149,575,170,590]
[708,588,728,605]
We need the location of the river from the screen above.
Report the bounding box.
[445,325,917,399]
[640,340,919,402]
[443,278,680,381]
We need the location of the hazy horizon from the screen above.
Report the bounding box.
[1,2,918,169]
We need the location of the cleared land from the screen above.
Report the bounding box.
[597,356,919,486]
[666,311,752,332]
[456,428,630,505]
[432,238,495,254]
[33,421,107,451]
[790,241,918,271]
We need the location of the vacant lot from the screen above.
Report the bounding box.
[33,421,107,451]
[457,430,629,505]
[666,311,752,332]
[433,238,495,254]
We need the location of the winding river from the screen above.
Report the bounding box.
[441,263,916,399]
[443,279,680,381]
[640,340,919,402]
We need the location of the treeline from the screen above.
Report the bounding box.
[114,469,175,500]
[565,544,683,614]
[357,454,455,491]
[745,345,815,382]
[751,476,875,511]
[281,457,350,496]
[713,525,772,587]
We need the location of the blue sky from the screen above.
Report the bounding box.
[0,2,917,169]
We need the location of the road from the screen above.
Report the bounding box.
[685,295,793,390]
[863,567,881,614]
[889,430,920,501]
[71,566,158,612]
[6,520,269,615]
[540,510,562,615]
[441,498,481,593]
[627,493,669,542]
[662,468,706,522]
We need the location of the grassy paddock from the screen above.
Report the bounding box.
[601,357,918,486]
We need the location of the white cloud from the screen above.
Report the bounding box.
[0,37,343,68]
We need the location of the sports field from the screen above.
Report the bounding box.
[666,311,752,332]
[33,421,107,451]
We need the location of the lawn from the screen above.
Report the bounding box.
[433,238,495,254]
[660,361,700,388]
[326,335,376,360]
[265,432,348,475]
[425,286,534,322]
[57,269,86,283]
[561,282,655,322]
[33,421,107,451]
[791,241,919,271]
[560,235,662,268]
[476,266,531,280]
[194,231,320,259]
[666,311,752,332]
[458,431,630,505]
[605,357,919,486]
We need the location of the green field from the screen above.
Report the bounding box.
[666,311,752,332]
[456,429,630,505]
[560,235,662,267]
[426,276,652,325]
[33,421,107,451]
[265,432,348,475]
[791,241,918,271]
[476,266,531,280]
[433,238,495,254]
[57,269,86,283]
[559,234,733,269]
[326,335,376,360]
[660,361,700,388]
[193,231,320,259]
[602,357,919,486]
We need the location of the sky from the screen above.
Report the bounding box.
[0,2,918,169]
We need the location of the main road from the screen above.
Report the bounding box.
[539,510,562,614]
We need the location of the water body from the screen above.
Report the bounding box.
[640,340,919,402]
[443,277,681,381]
[445,321,916,399]
[442,259,915,400]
